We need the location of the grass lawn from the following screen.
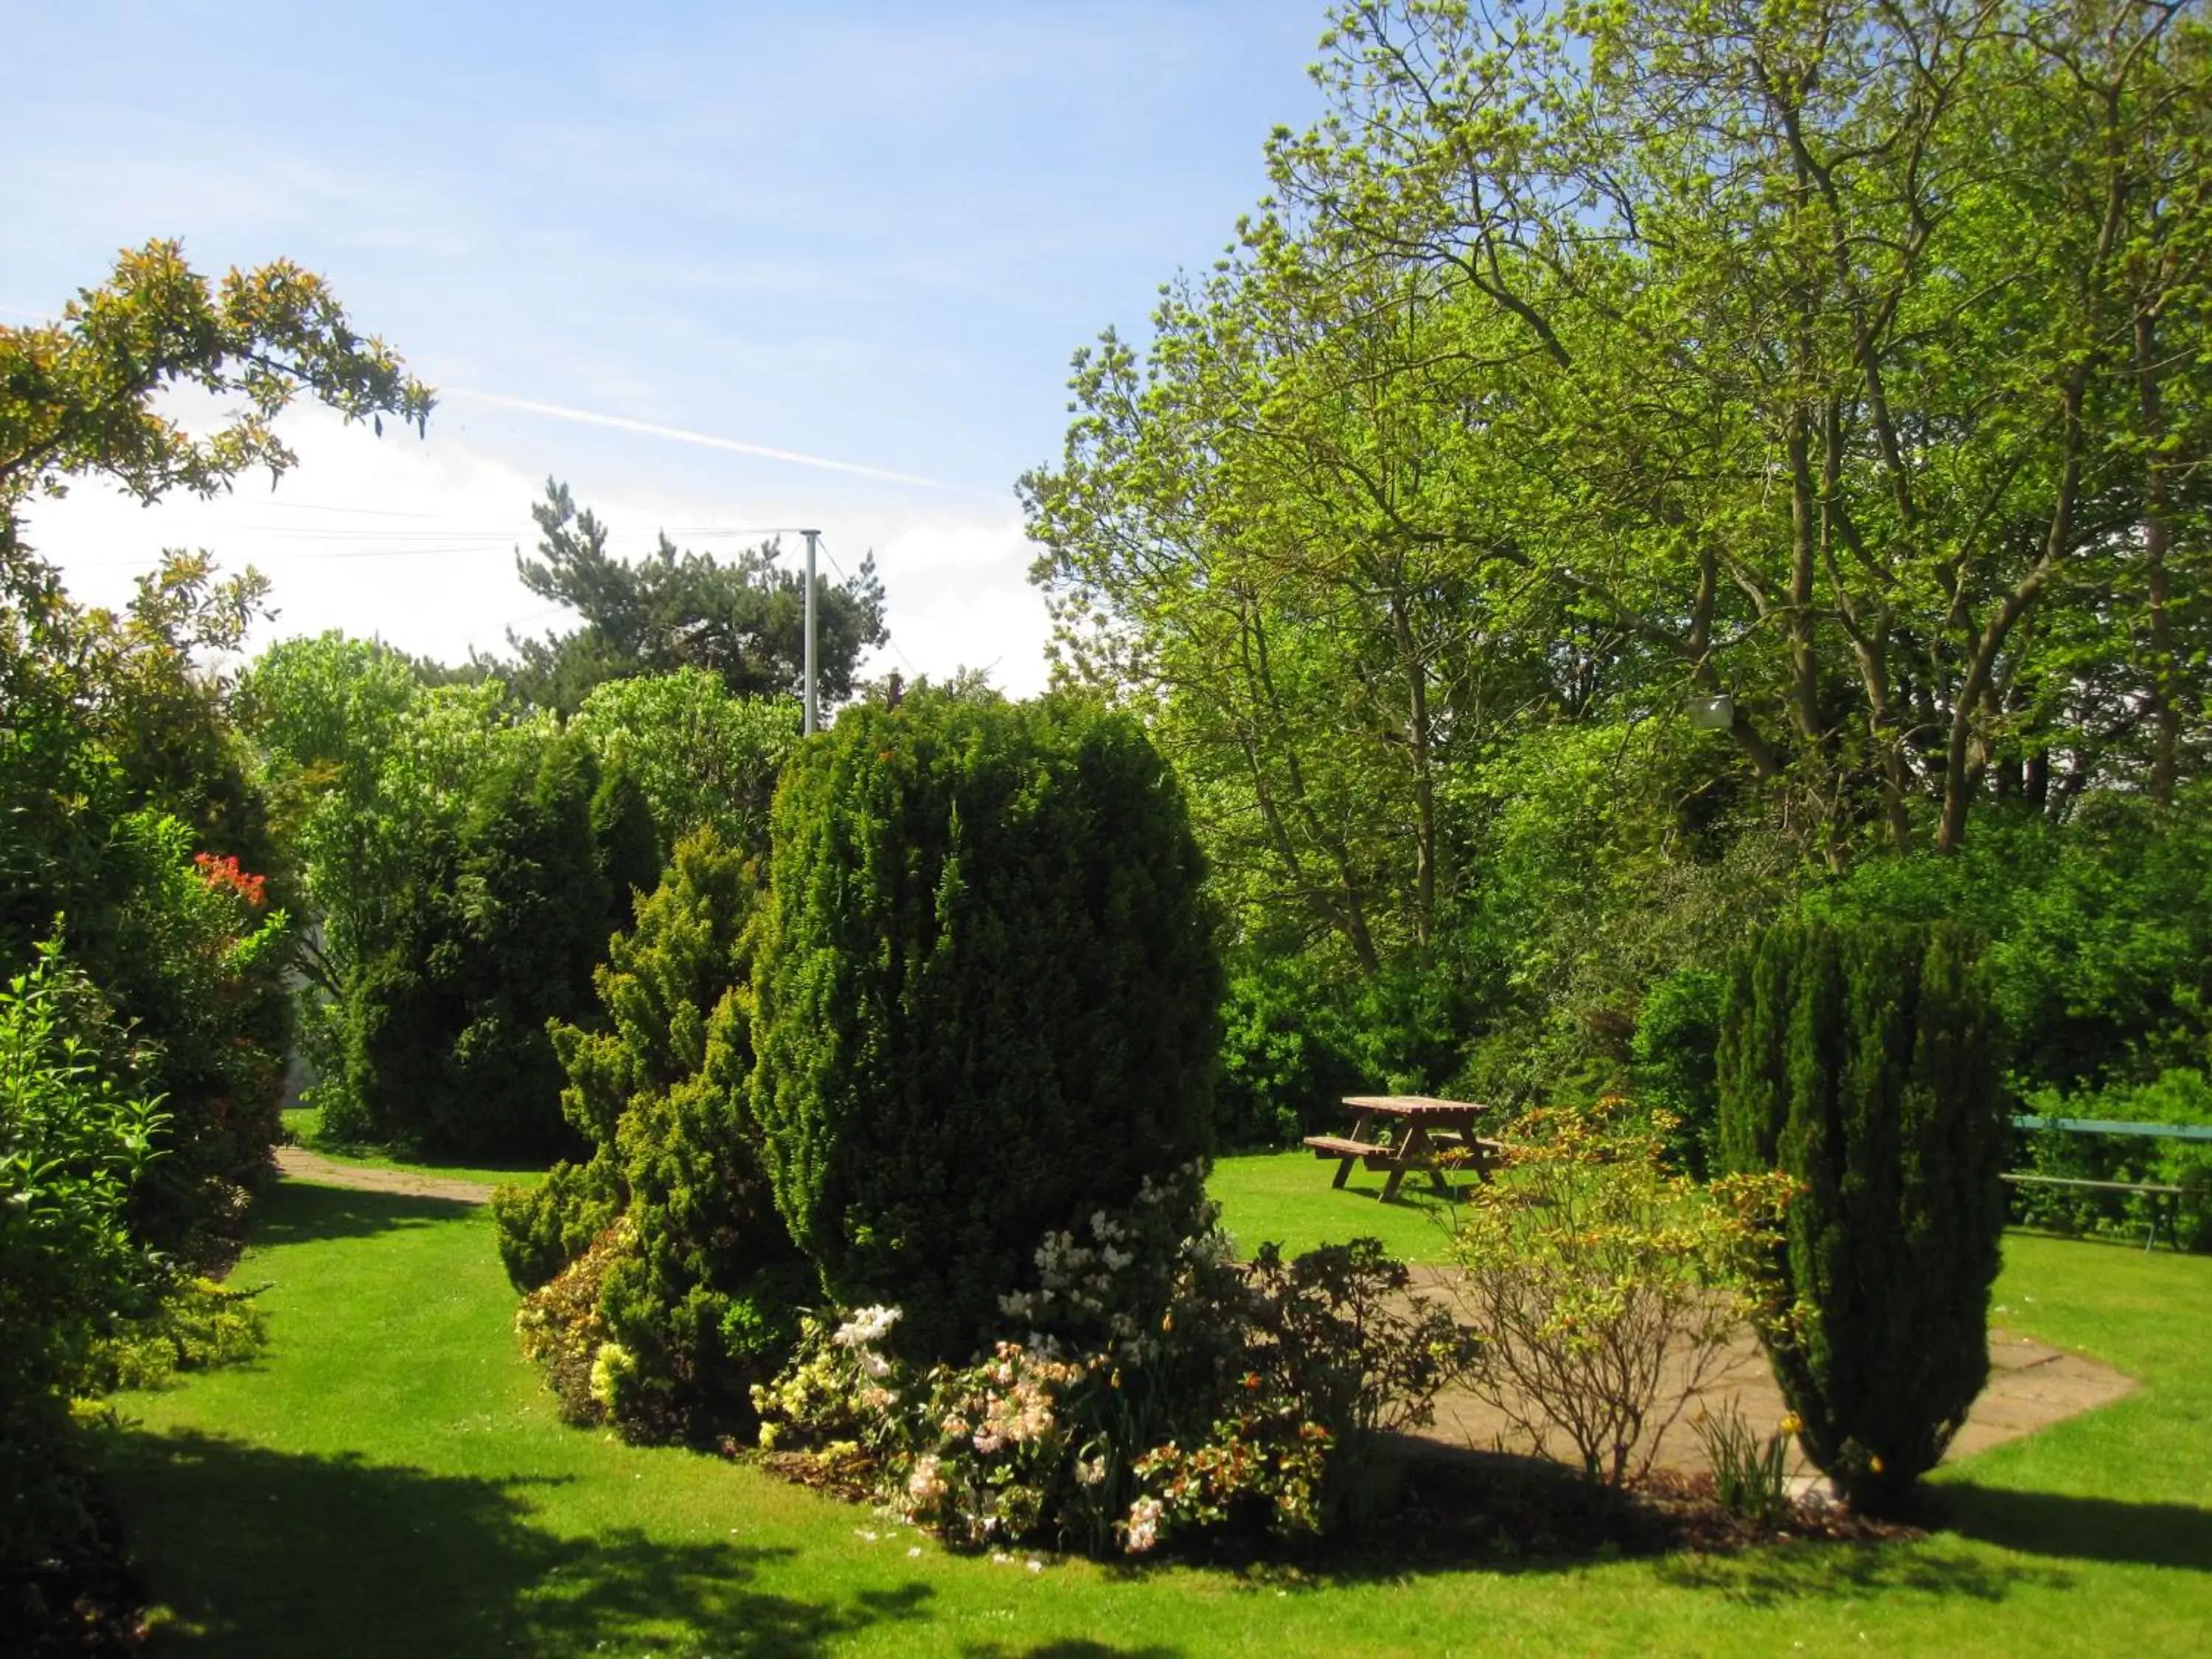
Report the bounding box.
[98,1173,2212,1657]
[1210,1149,1475,1265]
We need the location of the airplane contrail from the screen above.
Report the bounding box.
[441,387,1005,500]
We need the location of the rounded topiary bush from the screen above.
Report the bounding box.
[749,688,1222,1360]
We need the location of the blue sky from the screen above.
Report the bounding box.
[3,1,1331,692]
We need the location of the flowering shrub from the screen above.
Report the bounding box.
[1449,1100,1792,1487]
[754,1167,1474,1558]
[191,852,268,911]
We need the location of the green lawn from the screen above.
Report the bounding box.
[1210,1149,1475,1265]
[98,1172,2212,1657]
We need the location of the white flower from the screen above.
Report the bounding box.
[998,1289,1036,1319]
[906,1454,947,1507]
[832,1305,902,1348]
[1075,1455,1107,1488]
[1124,1496,1165,1554]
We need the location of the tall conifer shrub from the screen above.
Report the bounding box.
[750,689,1221,1360]
[1719,919,2006,1514]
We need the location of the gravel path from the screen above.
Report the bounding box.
[1399,1264,2136,1478]
[273,1147,495,1205]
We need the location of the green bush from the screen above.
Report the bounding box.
[749,690,1222,1360]
[1718,919,2008,1514]
[1630,967,1725,1176]
[0,942,165,1578]
[1807,794,2212,1093]
[338,732,644,1158]
[498,828,809,1439]
[1214,956,1364,1148]
[3,549,296,1259]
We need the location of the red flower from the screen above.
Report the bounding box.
[193,852,268,908]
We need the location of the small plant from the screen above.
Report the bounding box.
[1448,1100,1791,1488]
[1693,1405,1796,1528]
[86,1277,267,1392]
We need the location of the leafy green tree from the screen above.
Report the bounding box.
[1,237,430,524]
[568,667,801,857]
[749,689,1222,1360]
[500,482,887,715]
[1718,918,2007,1514]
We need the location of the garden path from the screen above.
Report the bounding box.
[273,1147,495,1205]
[1401,1265,2137,1480]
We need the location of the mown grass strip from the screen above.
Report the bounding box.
[99,1175,2212,1657]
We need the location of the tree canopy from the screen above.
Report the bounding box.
[1,238,431,536]
[501,481,888,714]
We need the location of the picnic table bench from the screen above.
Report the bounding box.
[1303,1095,1505,1203]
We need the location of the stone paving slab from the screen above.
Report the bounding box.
[1403,1268,2135,1479]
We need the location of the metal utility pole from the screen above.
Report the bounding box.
[801,528,820,735]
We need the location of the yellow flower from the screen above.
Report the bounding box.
[1869,1455,1885,1475]
[1778,1413,1803,1436]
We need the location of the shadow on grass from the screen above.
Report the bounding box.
[108,1429,931,1658]
[1652,1538,2067,1607]
[247,1180,487,1248]
[1936,1483,2212,1572]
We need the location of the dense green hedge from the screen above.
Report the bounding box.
[1719,919,2007,1514]
[749,689,1222,1360]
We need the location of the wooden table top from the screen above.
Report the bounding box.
[1342,1094,1489,1119]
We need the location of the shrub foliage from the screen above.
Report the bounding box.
[336,732,653,1158]
[1719,918,2008,1514]
[495,828,809,1439]
[749,689,1222,1359]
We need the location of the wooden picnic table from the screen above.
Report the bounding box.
[1302,1094,1506,1203]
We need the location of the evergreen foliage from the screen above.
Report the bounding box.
[496,829,807,1439]
[749,689,1222,1360]
[500,482,887,716]
[338,732,632,1158]
[1719,919,2008,1513]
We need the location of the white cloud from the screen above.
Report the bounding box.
[18,402,1054,696]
